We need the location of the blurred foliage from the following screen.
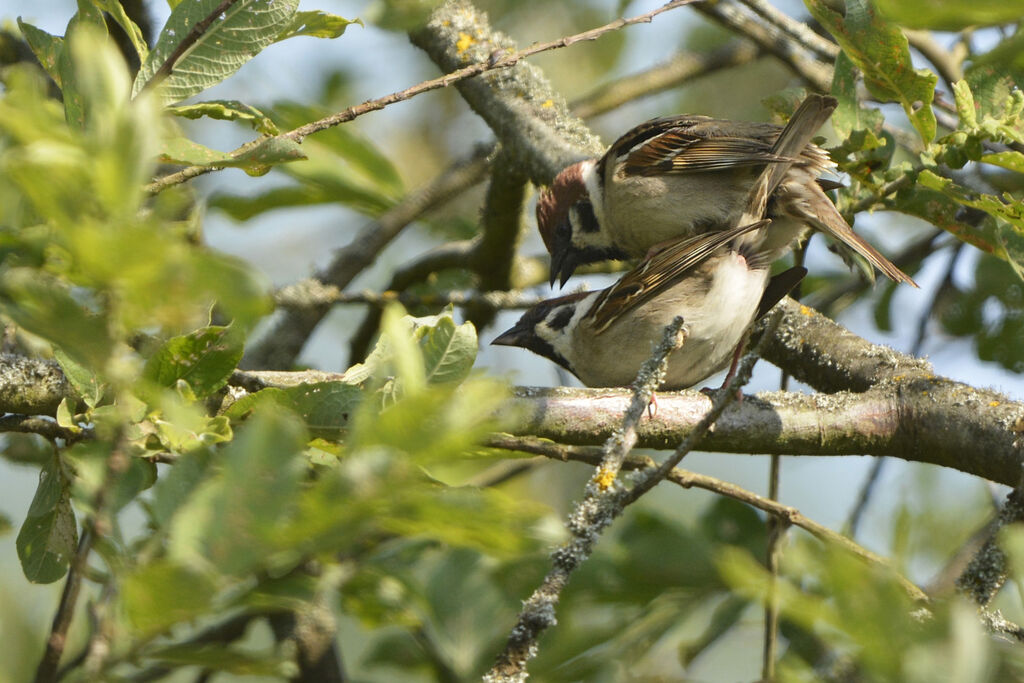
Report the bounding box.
[0,0,1022,681]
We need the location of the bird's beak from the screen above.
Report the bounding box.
[492,325,527,348]
[549,219,573,288]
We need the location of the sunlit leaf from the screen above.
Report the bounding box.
[133,0,300,104]
[16,20,64,86]
[54,347,105,409]
[166,100,280,135]
[806,0,937,142]
[90,0,149,61]
[273,11,361,42]
[158,136,306,173]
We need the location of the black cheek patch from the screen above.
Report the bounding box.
[548,306,575,331]
[574,200,600,233]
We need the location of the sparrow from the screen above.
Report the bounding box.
[492,221,806,389]
[494,94,836,390]
[536,94,917,288]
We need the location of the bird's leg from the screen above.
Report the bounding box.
[647,393,658,419]
[701,331,749,402]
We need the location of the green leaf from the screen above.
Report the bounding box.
[54,347,105,409]
[341,306,477,394]
[159,136,307,174]
[55,399,76,429]
[142,643,298,676]
[806,0,937,142]
[17,456,78,584]
[875,0,1024,30]
[16,20,64,86]
[143,326,243,398]
[90,0,149,62]
[417,310,478,385]
[132,0,300,105]
[829,49,885,146]
[917,170,1024,277]
[273,11,361,42]
[56,4,108,128]
[226,383,362,439]
[981,151,1024,174]
[166,100,280,135]
[0,268,114,369]
[121,560,219,635]
[168,409,307,576]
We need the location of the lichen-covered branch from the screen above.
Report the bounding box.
[410,0,604,185]
[0,354,77,415]
[754,297,934,391]
[485,318,690,681]
[499,381,1024,486]
[956,485,1024,607]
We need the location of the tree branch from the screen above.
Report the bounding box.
[692,1,832,91]
[0,354,77,416]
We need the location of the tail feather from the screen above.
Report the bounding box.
[795,183,918,287]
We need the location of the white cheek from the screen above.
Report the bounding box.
[579,160,606,226]
[537,297,598,360]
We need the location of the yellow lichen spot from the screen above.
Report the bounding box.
[594,467,616,491]
[990,401,1001,407]
[922,390,928,395]
[456,31,475,54]
[541,98,554,108]
[800,305,812,316]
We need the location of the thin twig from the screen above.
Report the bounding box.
[845,458,887,539]
[620,311,771,506]
[144,0,702,194]
[738,0,838,61]
[35,437,128,682]
[484,317,688,682]
[693,1,832,92]
[956,481,1024,607]
[904,29,964,95]
[571,40,761,119]
[485,434,927,601]
[763,243,806,681]
[912,243,963,357]
[0,414,90,443]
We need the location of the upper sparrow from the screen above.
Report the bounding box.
[536,94,917,288]
[492,95,836,389]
